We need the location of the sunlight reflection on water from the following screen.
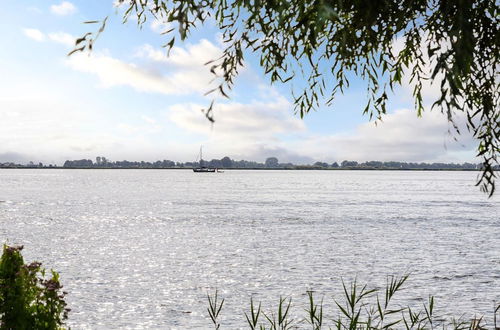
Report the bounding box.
[0,169,499,329]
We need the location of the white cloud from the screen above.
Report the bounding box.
[23,28,75,47]
[136,39,219,64]
[0,87,168,164]
[166,90,476,164]
[0,81,476,165]
[135,44,168,62]
[67,52,191,94]
[23,28,45,42]
[167,39,222,68]
[0,152,31,164]
[169,97,304,140]
[6,23,479,165]
[50,1,77,15]
[239,145,314,164]
[67,39,223,95]
[296,109,476,163]
[150,19,171,33]
[117,123,141,134]
[392,35,448,104]
[141,115,157,125]
[165,96,307,161]
[116,115,162,135]
[117,120,162,135]
[0,94,105,163]
[48,32,74,47]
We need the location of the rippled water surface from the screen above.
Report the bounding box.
[0,169,499,329]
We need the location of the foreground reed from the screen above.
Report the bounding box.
[1,245,498,329]
[207,275,500,330]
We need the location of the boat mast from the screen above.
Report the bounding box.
[199,146,203,167]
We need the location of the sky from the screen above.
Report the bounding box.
[0,1,478,165]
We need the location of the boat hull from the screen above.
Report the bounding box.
[193,168,216,172]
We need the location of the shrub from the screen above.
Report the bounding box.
[0,245,69,329]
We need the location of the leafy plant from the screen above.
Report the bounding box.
[306,291,323,330]
[263,296,294,330]
[206,275,497,329]
[0,245,69,330]
[207,289,225,329]
[245,297,263,330]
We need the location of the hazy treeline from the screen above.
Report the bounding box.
[1,156,492,170]
[15,156,490,170]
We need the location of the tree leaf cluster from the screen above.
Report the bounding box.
[72,0,499,196]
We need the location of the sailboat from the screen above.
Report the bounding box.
[193,146,216,173]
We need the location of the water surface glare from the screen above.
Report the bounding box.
[0,169,499,329]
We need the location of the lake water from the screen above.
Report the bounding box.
[0,169,499,329]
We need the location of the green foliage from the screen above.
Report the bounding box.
[207,275,498,329]
[263,296,294,330]
[72,0,498,196]
[245,297,263,330]
[0,245,69,330]
[207,289,225,330]
[306,291,323,330]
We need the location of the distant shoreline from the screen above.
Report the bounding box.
[4,157,488,171]
[0,167,485,171]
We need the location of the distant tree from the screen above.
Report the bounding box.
[280,162,294,168]
[265,157,279,168]
[74,0,498,195]
[331,162,339,168]
[209,159,223,168]
[220,156,233,168]
[314,161,329,168]
[462,162,477,169]
[364,161,383,168]
[63,159,93,168]
[233,160,246,168]
[341,160,358,168]
[162,160,175,167]
[383,161,403,168]
[234,159,265,168]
